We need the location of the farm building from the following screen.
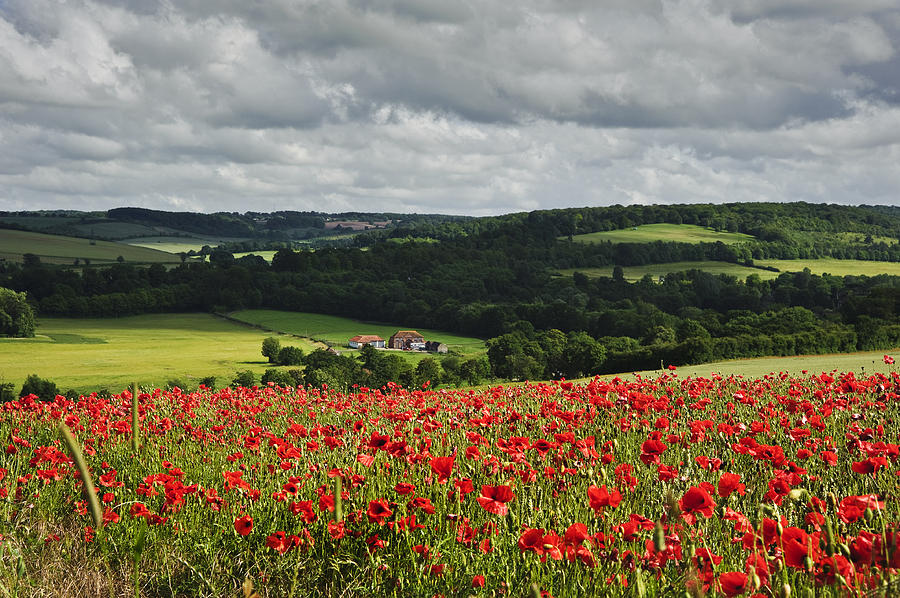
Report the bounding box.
[389,330,425,350]
[348,335,385,349]
[425,341,448,354]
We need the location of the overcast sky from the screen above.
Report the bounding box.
[1,0,898,216]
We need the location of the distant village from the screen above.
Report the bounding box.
[348,330,448,353]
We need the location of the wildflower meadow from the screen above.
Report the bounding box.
[3,363,900,597]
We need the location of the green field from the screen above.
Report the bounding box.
[124,236,216,254]
[228,309,486,359]
[755,258,900,277]
[568,223,755,244]
[0,314,320,394]
[0,229,180,264]
[557,261,779,282]
[559,258,900,282]
[626,348,899,380]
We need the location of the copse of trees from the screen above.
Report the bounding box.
[0,287,35,337]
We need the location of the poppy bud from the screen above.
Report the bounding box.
[864,508,874,524]
[781,582,791,598]
[750,571,761,590]
[838,543,851,558]
[652,523,666,552]
[788,489,807,502]
[776,521,784,536]
[802,556,813,572]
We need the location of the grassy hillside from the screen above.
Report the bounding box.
[755,258,900,277]
[0,229,180,264]
[559,258,900,282]
[568,223,755,244]
[556,261,778,282]
[0,314,319,393]
[228,309,486,358]
[627,348,898,380]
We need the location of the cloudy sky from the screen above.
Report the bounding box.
[1,0,899,216]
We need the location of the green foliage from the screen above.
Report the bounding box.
[261,368,297,387]
[276,345,304,366]
[231,370,256,388]
[0,287,35,338]
[261,337,282,363]
[198,375,217,389]
[0,381,15,403]
[19,374,59,401]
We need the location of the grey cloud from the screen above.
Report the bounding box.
[0,0,898,215]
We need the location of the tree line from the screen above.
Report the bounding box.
[4,202,900,386]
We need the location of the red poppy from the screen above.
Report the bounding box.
[518,528,545,555]
[839,494,884,524]
[394,482,416,495]
[290,500,317,523]
[719,572,748,597]
[477,485,514,516]
[233,515,253,536]
[430,456,454,483]
[640,439,667,465]
[367,499,393,525]
[679,486,715,522]
[717,472,745,498]
[472,575,485,588]
[587,485,622,514]
[266,531,290,554]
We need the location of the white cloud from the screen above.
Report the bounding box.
[0,0,897,214]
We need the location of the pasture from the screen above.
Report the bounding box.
[559,258,900,282]
[0,229,179,264]
[556,261,779,282]
[629,347,899,380]
[755,258,900,277]
[228,309,486,358]
[568,223,755,245]
[0,314,319,394]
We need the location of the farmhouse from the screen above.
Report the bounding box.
[348,335,385,349]
[425,340,448,354]
[389,330,425,350]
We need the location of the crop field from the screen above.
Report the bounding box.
[228,309,486,358]
[558,258,900,283]
[0,314,319,394]
[556,262,779,282]
[755,258,900,278]
[4,366,900,597]
[123,237,217,254]
[0,230,180,264]
[631,348,900,380]
[568,224,755,245]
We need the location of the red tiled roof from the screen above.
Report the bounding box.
[392,330,423,338]
[349,335,384,342]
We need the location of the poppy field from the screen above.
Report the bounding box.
[3,365,900,597]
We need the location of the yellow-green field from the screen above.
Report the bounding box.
[0,229,180,264]
[228,310,486,359]
[755,258,900,277]
[568,223,755,245]
[627,348,899,380]
[0,314,320,394]
[559,258,900,282]
[556,261,777,282]
[123,236,216,254]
